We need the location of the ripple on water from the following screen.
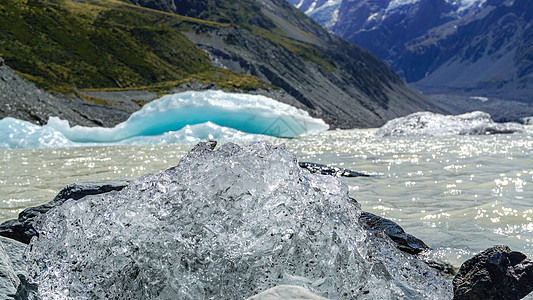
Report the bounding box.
[0,145,193,221]
[282,128,533,262]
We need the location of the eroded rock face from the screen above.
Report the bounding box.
[0,241,19,299]
[27,142,452,299]
[453,245,533,300]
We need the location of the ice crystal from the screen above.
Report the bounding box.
[28,142,452,299]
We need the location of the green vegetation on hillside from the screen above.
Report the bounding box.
[128,0,336,71]
[129,0,275,29]
[0,0,269,92]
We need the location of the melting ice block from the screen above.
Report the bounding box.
[377,111,523,137]
[47,90,329,142]
[28,142,452,299]
[0,90,328,149]
[0,118,269,149]
[0,117,75,149]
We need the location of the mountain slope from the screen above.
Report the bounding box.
[406,0,533,100]
[0,0,441,129]
[0,0,268,93]
[0,57,140,127]
[290,0,533,102]
[126,0,442,128]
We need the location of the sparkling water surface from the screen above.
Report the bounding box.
[1,127,532,268]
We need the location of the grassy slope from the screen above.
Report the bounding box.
[0,0,270,93]
[127,0,336,71]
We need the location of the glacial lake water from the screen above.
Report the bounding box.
[1,127,532,269]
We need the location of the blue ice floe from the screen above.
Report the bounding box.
[0,90,329,149]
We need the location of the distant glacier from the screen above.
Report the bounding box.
[0,91,329,149]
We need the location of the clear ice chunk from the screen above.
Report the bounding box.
[377,111,523,136]
[28,142,452,299]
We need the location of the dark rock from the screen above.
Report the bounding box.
[0,237,27,277]
[428,94,533,124]
[0,179,132,244]
[359,211,429,255]
[520,116,533,125]
[425,259,457,277]
[298,161,374,177]
[14,274,38,300]
[0,240,19,299]
[453,245,533,300]
[0,236,30,300]
[0,237,36,300]
[0,57,4,66]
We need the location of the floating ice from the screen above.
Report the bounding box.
[112,121,272,146]
[377,111,523,137]
[0,117,75,149]
[0,118,269,149]
[470,96,489,102]
[28,142,452,299]
[48,90,328,142]
[521,116,533,125]
[0,91,328,149]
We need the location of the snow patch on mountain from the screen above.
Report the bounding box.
[386,0,420,12]
[457,0,486,12]
[286,0,342,29]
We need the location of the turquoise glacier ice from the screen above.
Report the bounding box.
[0,90,328,149]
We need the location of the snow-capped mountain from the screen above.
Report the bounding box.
[289,0,533,101]
[384,0,486,13]
[402,0,533,98]
[285,0,343,29]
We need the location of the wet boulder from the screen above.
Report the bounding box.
[359,211,429,255]
[298,162,373,177]
[453,245,533,300]
[0,236,30,300]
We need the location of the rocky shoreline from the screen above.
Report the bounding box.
[0,57,305,130]
[0,142,531,299]
[0,58,137,128]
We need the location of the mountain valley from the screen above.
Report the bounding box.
[0,0,442,128]
[290,0,533,121]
